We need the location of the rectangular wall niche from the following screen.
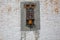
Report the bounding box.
[21,1,40,31]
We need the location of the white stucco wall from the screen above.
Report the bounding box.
[0,0,20,40]
[0,0,60,40]
[40,0,60,40]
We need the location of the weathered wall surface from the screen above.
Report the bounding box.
[0,0,60,40]
[0,0,20,40]
[40,0,60,40]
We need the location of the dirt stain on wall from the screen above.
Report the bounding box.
[16,0,20,3]
[7,5,12,13]
[50,0,59,14]
[54,6,59,14]
[44,0,49,14]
